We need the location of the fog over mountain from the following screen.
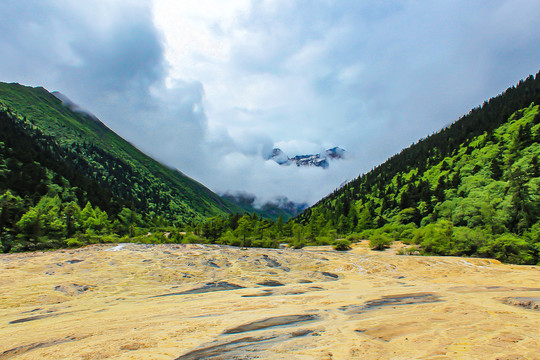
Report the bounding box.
[1,0,539,204]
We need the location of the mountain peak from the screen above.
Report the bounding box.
[325,147,346,159]
[265,148,290,165]
[266,147,346,169]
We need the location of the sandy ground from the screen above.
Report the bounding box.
[0,241,539,359]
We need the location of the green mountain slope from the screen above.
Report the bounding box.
[0,82,240,226]
[296,72,540,264]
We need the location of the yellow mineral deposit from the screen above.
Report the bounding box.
[1,241,539,359]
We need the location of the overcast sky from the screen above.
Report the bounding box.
[1,0,539,205]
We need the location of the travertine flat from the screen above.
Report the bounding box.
[1,242,538,359]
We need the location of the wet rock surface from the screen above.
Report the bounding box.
[175,335,278,360]
[8,313,61,325]
[0,335,86,359]
[1,242,539,359]
[321,271,339,279]
[341,292,442,314]
[502,297,540,310]
[153,281,245,297]
[256,279,285,287]
[223,314,319,334]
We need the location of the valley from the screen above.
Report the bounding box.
[1,4,539,360]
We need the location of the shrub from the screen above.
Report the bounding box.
[346,233,362,242]
[261,238,279,249]
[291,239,305,249]
[251,239,265,248]
[397,225,418,243]
[369,233,392,250]
[65,237,86,248]
[184,233,204,244]
[358,229,376,239]
[378,223,417,241]
[413,220,453,255]
[146,233,168,244]
[334,239,351,251]
[314,236,334,246]
[217,230,237,246]
[451,227,489,256]
[132,235,151,244]
[479,233,535,264]
[228,237,243,247]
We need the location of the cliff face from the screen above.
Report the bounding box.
[1,243,539,359]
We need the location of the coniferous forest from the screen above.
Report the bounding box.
[0,72,539,264]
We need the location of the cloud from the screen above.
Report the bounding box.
[1,0,539,206]
[0,1,162,93]
[0,0,209,174]
[165,0,540,204]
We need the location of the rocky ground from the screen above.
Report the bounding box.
[0,241,539,359]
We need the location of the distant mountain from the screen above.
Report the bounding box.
[222,192,308,221]
[325,146,346,159]
[267,148,290,165]
[266,147,346,169]
[0,82,241,226]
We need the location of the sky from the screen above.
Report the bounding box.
[1,0,539,205]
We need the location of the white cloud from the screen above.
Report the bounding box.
[1,0,539,206]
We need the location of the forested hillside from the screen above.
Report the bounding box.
[0,82,240,252]
[295,72,540,264]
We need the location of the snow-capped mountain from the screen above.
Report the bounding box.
[325,146,346,159]
[290,153,330,168]
[267,148,290,165]
[266,147,346,168]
